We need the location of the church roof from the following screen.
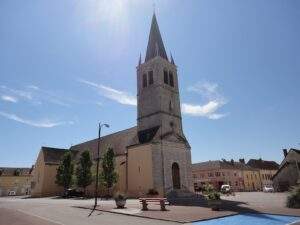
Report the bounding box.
[145,13,168,62]
[70,126,137,160]
[137,126,160,144]
[41,147,73,165]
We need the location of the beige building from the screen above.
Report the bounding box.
[31,13,193,198]
[192,159,262,192]
[31,147,71,197]
[247,158,279,189]
[242,167,261,191]
[192,160,245,192]
[0,167,32,196]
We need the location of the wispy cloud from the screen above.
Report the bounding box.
[1,95,18,103]
[78,79,137,106]
[182,81,228,119]
[0,85,72,107]
[0,85,32,100]
[0,111,74,128]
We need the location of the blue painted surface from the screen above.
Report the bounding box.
[193,213,300,225]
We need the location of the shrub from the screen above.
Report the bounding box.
[202,184,215,195]
[207,191,221,201]
[287,185,300,208]
[202,184,221,201]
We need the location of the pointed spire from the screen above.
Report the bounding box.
[138,53,142,66]
[145,13,168,62]
[170,52,175,65]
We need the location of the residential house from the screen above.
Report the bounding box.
[272,149,300,191]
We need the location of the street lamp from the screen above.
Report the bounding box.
[94,122,109,209]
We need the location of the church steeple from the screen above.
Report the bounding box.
[145,13,168,62]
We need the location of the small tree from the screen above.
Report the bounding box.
[56,151,74,194]
[76,150,93,196]
[100,148,118,197]
[14,169,20,176]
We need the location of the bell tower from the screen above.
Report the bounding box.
[137,13,183,137]
[128,13,192,196]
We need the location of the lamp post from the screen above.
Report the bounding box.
[94,122,109,209]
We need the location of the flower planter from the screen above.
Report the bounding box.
[207,200,221,211]
[115,199,126,208]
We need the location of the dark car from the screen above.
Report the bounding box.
[63,189,84,198]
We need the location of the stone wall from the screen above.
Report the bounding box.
[159,141,192,193]
[0,176,31,196]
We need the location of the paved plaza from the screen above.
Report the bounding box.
[0,192,299,225]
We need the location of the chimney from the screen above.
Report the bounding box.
[230,159,234,165]
[283,149,288,157]
[239,158,245,164]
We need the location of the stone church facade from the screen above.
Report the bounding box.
[31,13,193,197]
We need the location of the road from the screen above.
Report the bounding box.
[0,197,180,225]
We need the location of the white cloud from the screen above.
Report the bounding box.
[26,85,40,90]
[1,95,18,103]
[78,79,137,106]
[0,85,32,100]
[0,84,71,107]
[183,81,228,120]
[0,111,74,128]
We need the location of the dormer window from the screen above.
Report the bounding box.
[164,70,169,84]
[169,71,174,87]
[148,71,153,85]
[143,73,147,88]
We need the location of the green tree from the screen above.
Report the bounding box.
[100,148,118,197]
[76,150,93,196]
[56,151,74,194]
[14,169,20,176]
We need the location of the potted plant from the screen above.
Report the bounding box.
[114,193,127,209]
[203,184,221,211]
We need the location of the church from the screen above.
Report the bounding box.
[31,13,193,198]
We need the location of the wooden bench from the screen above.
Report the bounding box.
[139,198,168,211]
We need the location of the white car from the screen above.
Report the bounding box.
[221,184,231,193]
[263,186,274,193]
[8,191,16,196]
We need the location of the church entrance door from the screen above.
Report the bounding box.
[172,162,181,189]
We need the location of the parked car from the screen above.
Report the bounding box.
[263,185,274,193]
[8,191,16,196]
[63,189,84,198]
[221,184,231,194]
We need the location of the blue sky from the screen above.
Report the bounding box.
[0,0,299,167]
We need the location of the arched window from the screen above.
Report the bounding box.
[169,71,174,87]
[148,71,153,85]
[172,162,181,189]
[164,70,169,84]
[143,73,147,88]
